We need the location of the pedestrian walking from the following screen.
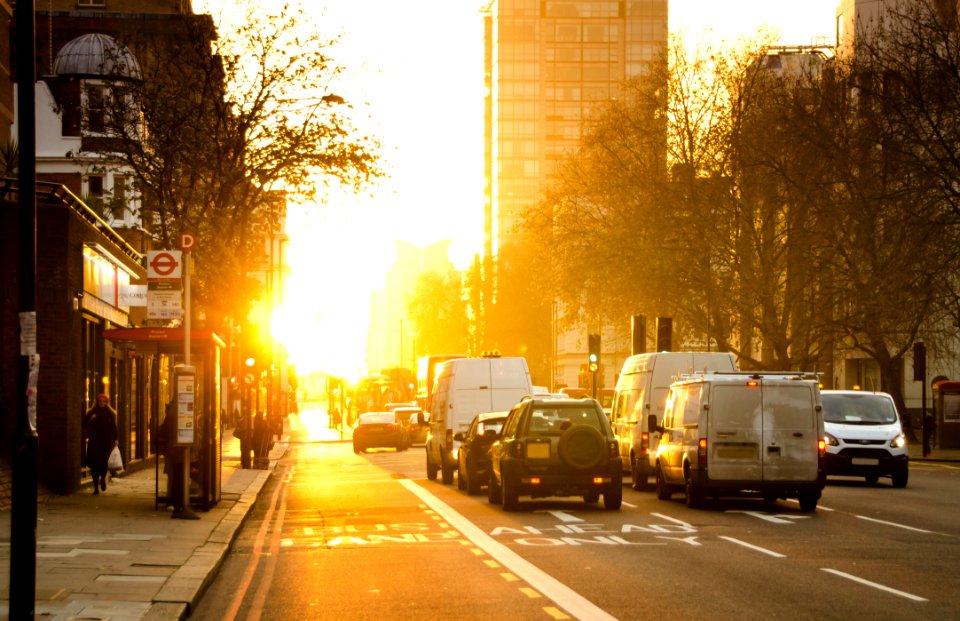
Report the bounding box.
[158,401,187,510]
[83,393,118,495]
[236,406,253,469]
[253,411,270,468]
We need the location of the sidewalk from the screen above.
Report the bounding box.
[0,419,350,621]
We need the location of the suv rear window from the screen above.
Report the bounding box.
[525,406,604,435]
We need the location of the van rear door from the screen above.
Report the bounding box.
[761,383,819,481]
[707,382,763,481]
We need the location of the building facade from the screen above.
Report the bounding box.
[483,0,668,386]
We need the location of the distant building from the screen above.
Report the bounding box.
[482,0,669,386]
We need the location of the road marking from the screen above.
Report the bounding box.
[728,511,812,524]
[854,515,937,534]
[544,606,572,619]
[821,568,928,602]
[400,479,618,621]
[484,559,501,568]
[543,510,584,523]
[501,572,520,581]
[621,501,637,508]
[718,536,786,558]
[520,587,542,598]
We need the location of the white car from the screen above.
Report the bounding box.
[821,390,908,488]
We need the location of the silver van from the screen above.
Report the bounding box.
[611,352,738,490]
[653,372,826,511]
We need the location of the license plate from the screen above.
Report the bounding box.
[526,443,550,459]
[852,457,879,466]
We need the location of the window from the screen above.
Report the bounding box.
[77,0,106,6]
[110,175,127,220]
[87,175,104,197]
[85,84,106,133]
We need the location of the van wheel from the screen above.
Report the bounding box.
[501,476,519,511]
[441,461,455,485]
[603,484,622,510]
[685,477,703,509]
[891,467,909,489]
[631,455,649,491]
[426,452,438,481]
[488,470,502,505]
[655,465,672,500]
[798,492,818,512]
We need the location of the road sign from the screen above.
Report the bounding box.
[146,250,182,279]
[179,232,196,254]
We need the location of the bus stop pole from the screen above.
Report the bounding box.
[173,250,199,519]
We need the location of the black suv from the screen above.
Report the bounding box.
[487,397,622,511]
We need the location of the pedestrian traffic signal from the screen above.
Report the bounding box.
[588,333,601,373]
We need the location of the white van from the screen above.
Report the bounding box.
[820,390,909,487]
[611,351,738,489]
[653,372,826,511]
[426,356,533,484]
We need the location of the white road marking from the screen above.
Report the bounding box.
[821,568,928,602]
[544,510,585,523]
[728,511,812,524]
[400,479,618,621]
[854,515,938,534]
[718,536,786,558]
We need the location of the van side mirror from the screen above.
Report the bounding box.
[648,414,664,434]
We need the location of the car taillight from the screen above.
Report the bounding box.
[445,429,453,451]
[698,438,708,467]
[510,441,524,459]
[818,438,826,468]
[640,431,649,456]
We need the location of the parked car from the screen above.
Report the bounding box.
[454,411,508,495]
[396,406,428,445]
[820,390,909,487]
[353,411,408,453]
[487,397,622,511]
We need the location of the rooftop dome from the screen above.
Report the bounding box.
[54,33,142,81]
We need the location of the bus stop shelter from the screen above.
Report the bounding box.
[103,327,224,511]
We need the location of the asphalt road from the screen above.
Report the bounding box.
[192,413,960,621]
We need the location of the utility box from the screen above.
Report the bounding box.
[933,380,960,449]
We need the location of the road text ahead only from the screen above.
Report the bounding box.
[491,512,699,546]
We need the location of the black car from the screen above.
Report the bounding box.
[454,411,508,495]
[488,397,622,511]
[353,411,408,453]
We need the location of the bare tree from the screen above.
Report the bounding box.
[98,2,380,328]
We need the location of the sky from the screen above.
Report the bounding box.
[194,0,840,376]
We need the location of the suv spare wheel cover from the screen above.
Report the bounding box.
[557,425,606,471]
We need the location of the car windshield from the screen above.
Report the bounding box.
[822,394,899,425]
[358,412,396,425]
[526,406,603,434]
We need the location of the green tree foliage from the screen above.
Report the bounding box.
[100,2,380,329]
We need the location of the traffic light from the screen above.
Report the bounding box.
[656,317,672,352]
[588,333,601,373]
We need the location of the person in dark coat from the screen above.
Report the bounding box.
[83,393,118,495]
[253,411,270,468]
[160,402,185,510]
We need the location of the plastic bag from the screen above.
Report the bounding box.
[108,445,124,474]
